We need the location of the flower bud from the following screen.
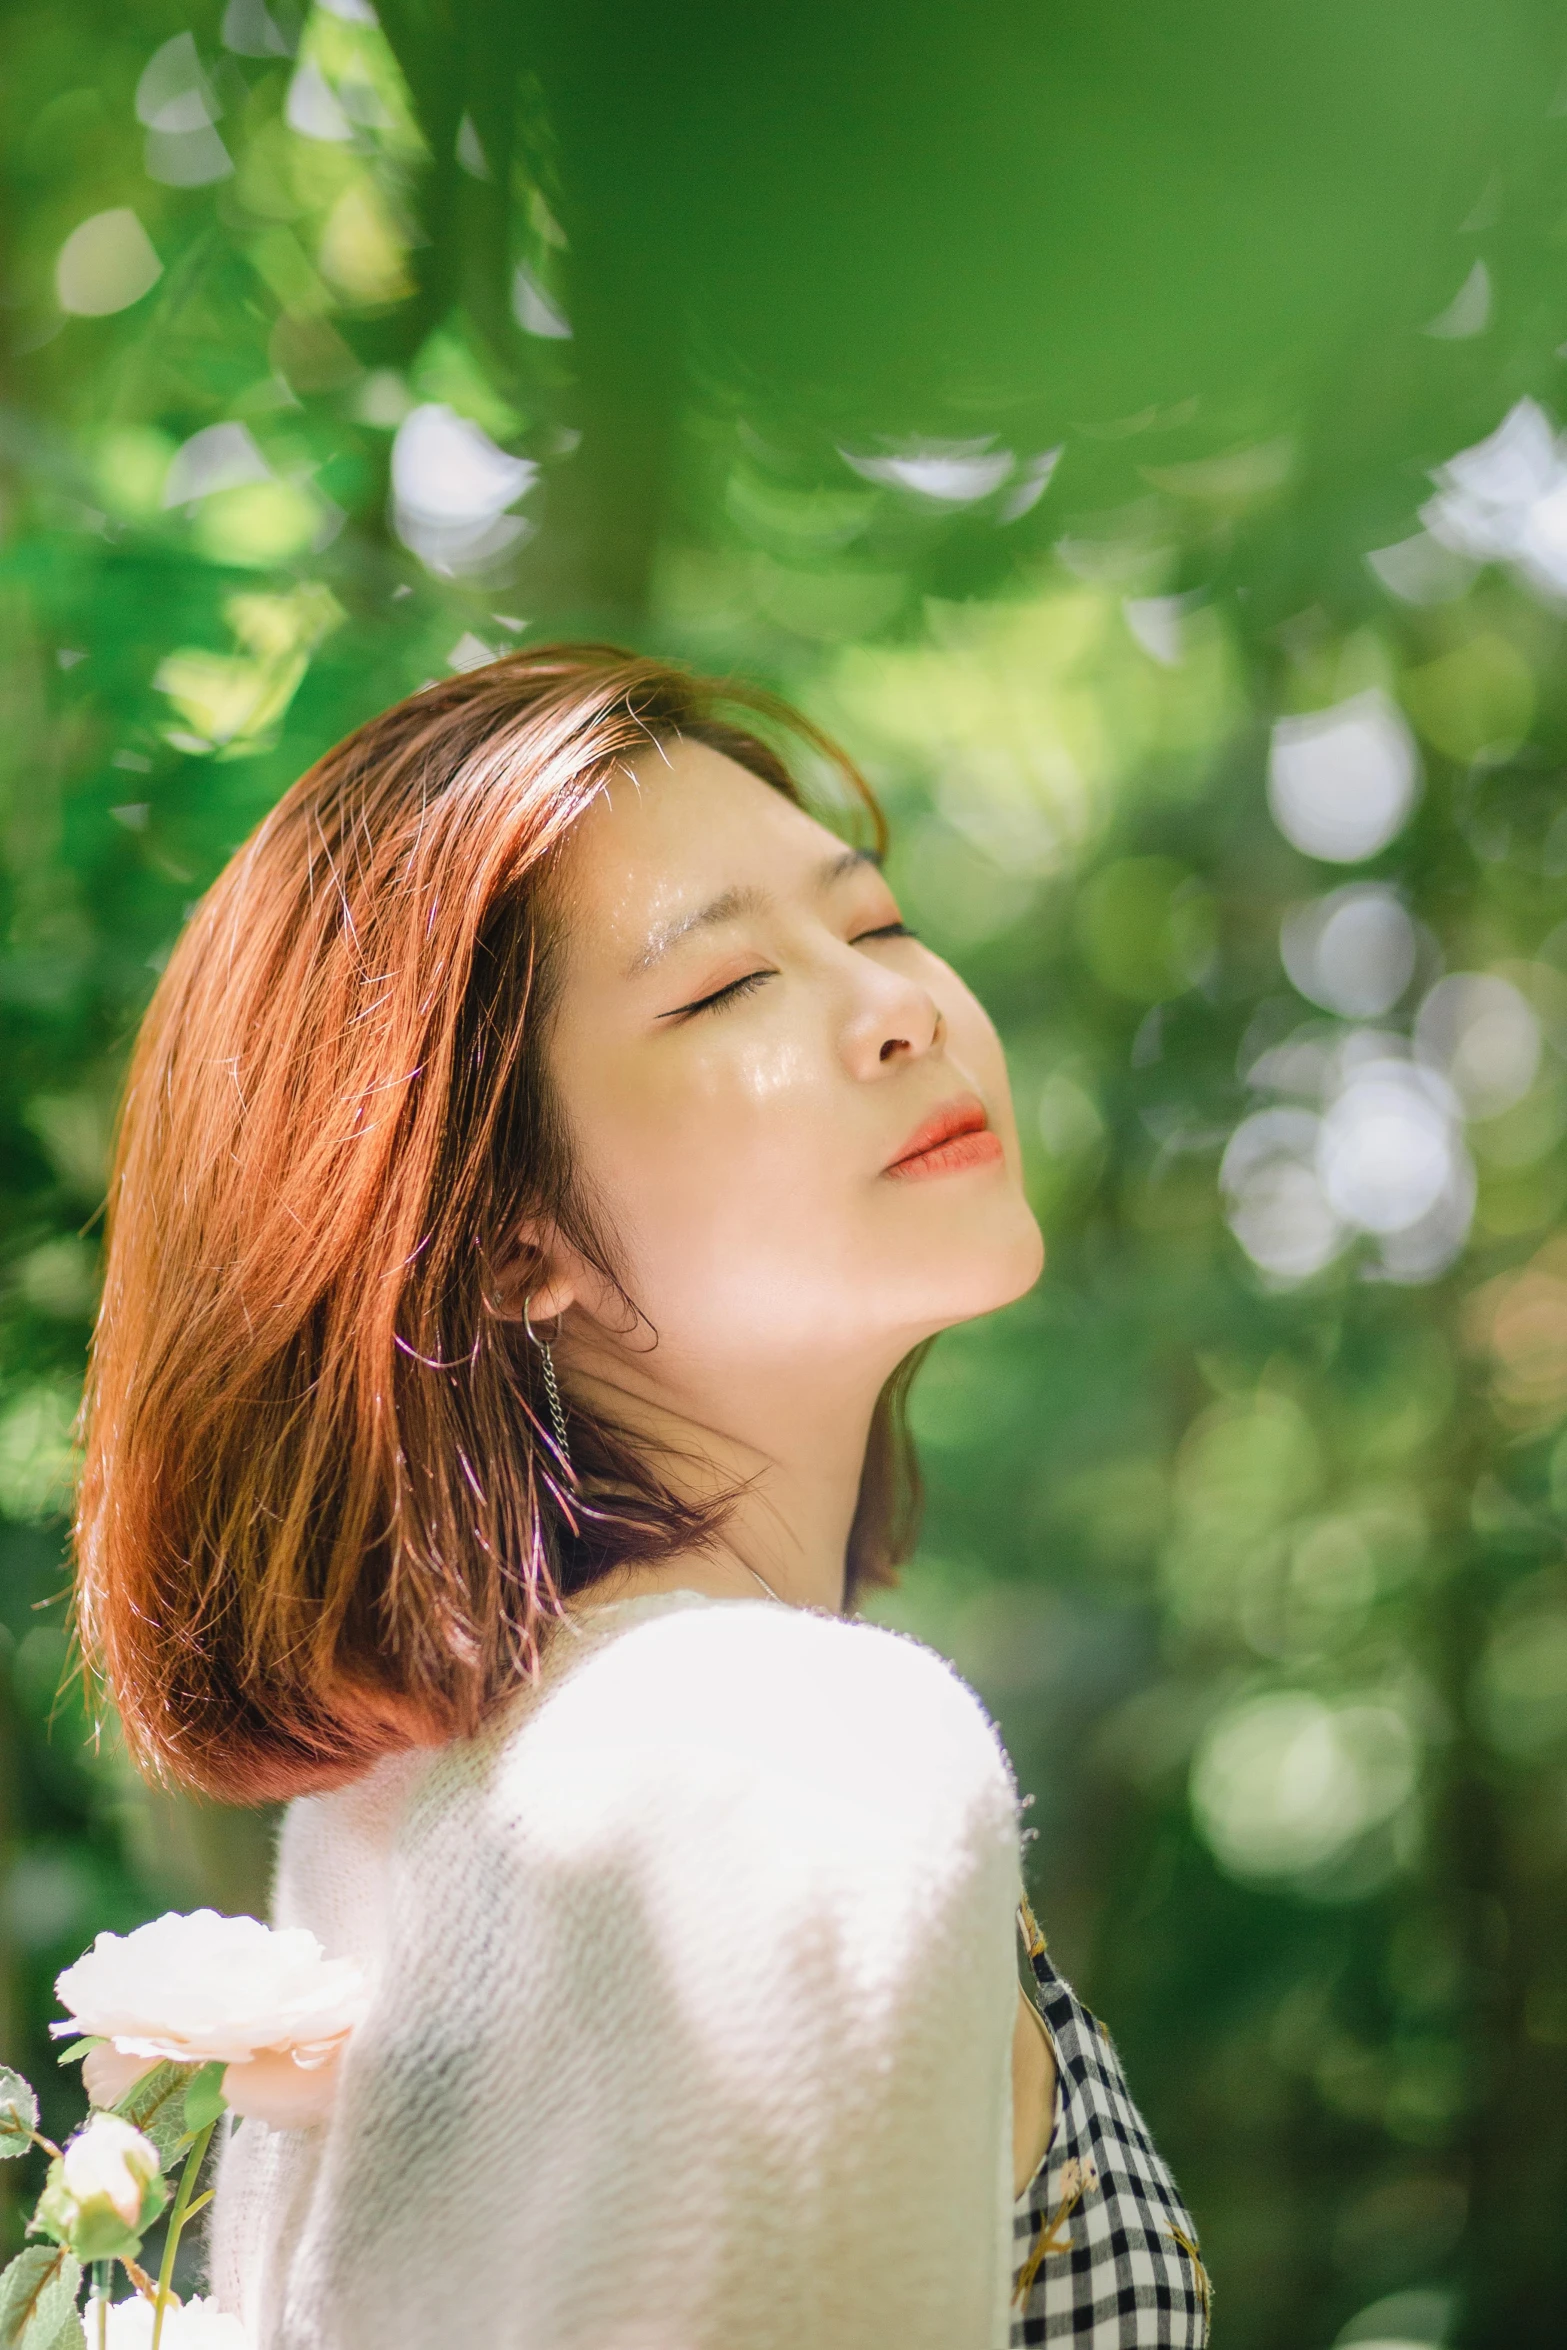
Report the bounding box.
[65,2113,161,2225]
[36,2113,166,2261]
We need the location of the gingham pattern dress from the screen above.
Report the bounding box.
[1011,1901,1211,2346]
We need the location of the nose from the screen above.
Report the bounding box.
[838,951,943,1081]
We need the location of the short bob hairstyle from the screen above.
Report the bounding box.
[75,645,926,1804]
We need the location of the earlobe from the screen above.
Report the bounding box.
[520,1277,578,1327]
[488,1221,579,1326]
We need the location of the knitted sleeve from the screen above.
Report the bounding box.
[267,1597,1022,2350]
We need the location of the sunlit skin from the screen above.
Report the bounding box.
[496,737,1053,2193]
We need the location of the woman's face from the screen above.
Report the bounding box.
[538,740,1043,1410]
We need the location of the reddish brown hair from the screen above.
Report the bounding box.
[75,646,924,1803]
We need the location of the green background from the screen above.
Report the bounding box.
[3,2,1567,2339]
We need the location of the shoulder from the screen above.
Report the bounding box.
[272,1746,432,1947]
[374,1599,1022,2044]
[494,1596,1018,1848]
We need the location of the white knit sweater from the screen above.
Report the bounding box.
[210,1591,1024,2349]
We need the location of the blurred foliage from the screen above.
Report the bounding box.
[4,1,1567,2341]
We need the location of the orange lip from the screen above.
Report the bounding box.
[884,1094,1004,1181]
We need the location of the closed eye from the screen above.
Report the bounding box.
[660,923,915,1020]
[659,969,774,1021]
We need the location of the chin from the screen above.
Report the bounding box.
[908,1197,1045,1333]
[984,1206,1047,1309]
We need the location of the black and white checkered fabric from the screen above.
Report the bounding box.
[1011,1905,1210,2347]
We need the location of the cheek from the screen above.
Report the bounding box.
[566,1032,851,1301]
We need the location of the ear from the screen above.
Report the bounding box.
[488,1216,582,1327]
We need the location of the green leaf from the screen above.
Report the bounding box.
[182,2065,228,2137]
[0,2071,39,2159]
[0,2248,82,2350]
[109,2065,189,2167]
[52,2045,101,2071]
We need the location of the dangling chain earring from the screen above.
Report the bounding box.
[524,1297,574,1479]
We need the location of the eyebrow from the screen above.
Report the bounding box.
[624,846,880,978]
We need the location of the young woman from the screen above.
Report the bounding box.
[76,648,1208,2348]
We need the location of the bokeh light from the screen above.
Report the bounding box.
[1268,692,1421,864]
[1191,1691,1418,1885]
[54,209,162,317]
[1281,886,1418,1020]
[1420,399,1567,606]
[840,438,1019,505]
[1225,1042,1476,1284]
[1414,973,1541,1120]
[1318,1057,1466,1242]
[390,404,539,574]
[136,31,233,188]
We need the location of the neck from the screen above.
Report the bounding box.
[560,1347,889,1614]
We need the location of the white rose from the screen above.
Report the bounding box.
[220,2042,346,2131]
[100,2295,249,2349]
[55,1910,366,2067]
[61,2114,161,2227]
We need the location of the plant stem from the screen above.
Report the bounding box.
[92,2260,109,2350]
[151,2121,216,2350]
